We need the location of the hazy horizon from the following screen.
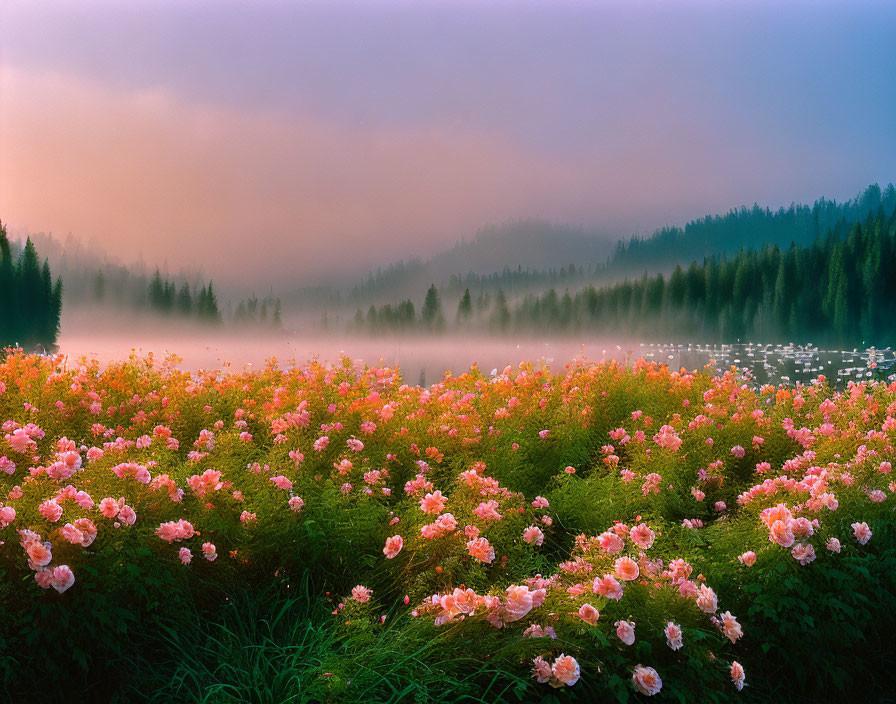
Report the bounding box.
[3,0,895,289]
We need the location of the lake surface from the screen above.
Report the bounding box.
[56,328,895,388]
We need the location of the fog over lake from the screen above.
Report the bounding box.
[58,328,636,383]
[56,309,894,387]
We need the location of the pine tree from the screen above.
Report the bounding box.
[490,289,511,332]
[148,269,165,312]
[457,288,473,325]
[177,283,193,315]
[0,224,14,344]
[93,271,105,302]
[421,284,444,332]
[18,239,44,346]
[204,282,221,323]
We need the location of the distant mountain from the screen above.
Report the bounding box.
[286,219,615,307]
[302,183,896,310]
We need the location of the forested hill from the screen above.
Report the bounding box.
[608,183,896,277]
[512,206,896,346]
[310,183,896,306]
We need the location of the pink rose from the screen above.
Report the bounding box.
[383,534,403,559]
[551,654,580,686]
[632,665,662,696]
[615,619,635,645]
[578,602,599,626]
[615,556,640,582]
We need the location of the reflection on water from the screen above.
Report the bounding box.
[56,331,895,387]
[639,343,896,387]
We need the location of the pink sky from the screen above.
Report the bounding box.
[1,0,893,288]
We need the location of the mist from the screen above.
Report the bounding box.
[3,0,894,290]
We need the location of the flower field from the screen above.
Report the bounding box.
[1,350,895,703]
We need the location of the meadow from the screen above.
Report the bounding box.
[1,349,894,703]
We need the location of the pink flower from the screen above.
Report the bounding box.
[790,517,814,540]
[383,534,403,559]
[641,473,663,495]
[466,537,495,563]
[351,585,372,603]
[522,526,544,546]
[768,520,795,548]
[504,585,545,622]
[598,530,625,554]
[826,537,841,553]
[61,523,85,545]
[551,654,580,686]
[532,496,549,508]
[0,505,16,527]
[632,665,662,696]
[664,622,683,650]
[615,619,635,645]
[696,584,718,613]
[118,505,136,525]
[202,542,217,561]
[5,429,36,454]
[532,656,552,684]
[738,551,757,566]
[731,661,745,691]
[288,496,305,512]
[269,475,293,491]
[38,500,63,522]
[26,540,52,567]
[760,503,793,528]
[435,513,457,532]
[419,490,447,514]
[179,547,193,564]
[156,519,195,542]
[629,523,656,550]
[852,521,872,545]
[593,574,624,600]
[719,611,743,643]
[187,469,224,497]
[99,497,120,518]
[578,603,599,626]
[791,543,816,565]
[615,556,640,582]
[74,491,94,509]
[50,565,75,593]
[473,500,502,521]
[111,462,151,484]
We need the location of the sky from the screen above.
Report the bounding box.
[1,0,895,288]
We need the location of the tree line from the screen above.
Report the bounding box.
[607,183,896,278]
[330,183,896,306]
[0,223,62,349]
[344,206,896,346]
[511,207,896,345]
[144,269,222,322]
